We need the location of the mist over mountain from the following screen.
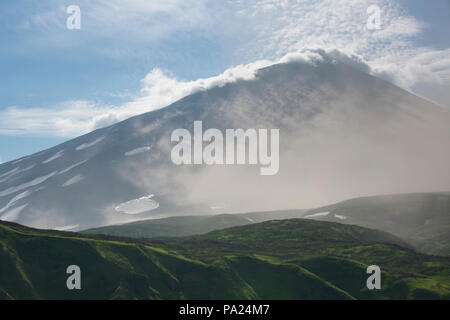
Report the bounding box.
[302,192,450,256]
[1,51,450,230]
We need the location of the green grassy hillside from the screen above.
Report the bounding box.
[302,193,450,256]
[83,210,306,239]
[83,214,254,239]
[164,219,450,299]
[1,219,449,300]
[0,220,262,300]
[83,193,450,257]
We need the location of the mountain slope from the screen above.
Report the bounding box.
[82,210,306,239]
[1,219,449,300]
[301,192,450,256]
[83,193,450,257]
[166,219,450,300]
[1,51,450,230]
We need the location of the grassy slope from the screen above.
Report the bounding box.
[83,214,254,239]
[1,219,449,300]
[302,193,450,256]
[83,193,450,257]
[83,210,306,239]
[0,220,267,300]
[162,219,450,299]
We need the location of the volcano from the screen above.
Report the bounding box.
[1,51,450,230]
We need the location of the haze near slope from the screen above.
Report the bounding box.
[1,51,450,230]
[84,193,450,257]
[83,210,306,238]
[302,192,450,256]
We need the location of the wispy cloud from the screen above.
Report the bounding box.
[7,0,211,47]
[0,51,321,137]
[224,0,450,105]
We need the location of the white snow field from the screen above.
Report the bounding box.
[115,194,160,214]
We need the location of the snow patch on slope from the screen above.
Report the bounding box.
[115,194,159,214]
[124,146,152,157]
[210,206,226,210]
[12,157,29,165]
[58,160,89,175]
[0,171,57,197]
[304,211,330,219]
[76,137,104,151]
[42,150,64,164]
[62,174,84,187]
[0,167,20,179]
[0,190,33,214]
[0,164,36,183]
[0,204,28,222]
[53,225,79,231]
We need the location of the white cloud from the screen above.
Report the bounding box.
[20,0,211,44]
[371,48,450,87]
[0,50,326,137]
[226,0,424,58]
[0,101,113,137]
[224,0,449,104]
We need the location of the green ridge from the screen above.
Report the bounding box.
[1,219,449,300]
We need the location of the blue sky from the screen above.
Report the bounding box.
[1,0,449,163]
